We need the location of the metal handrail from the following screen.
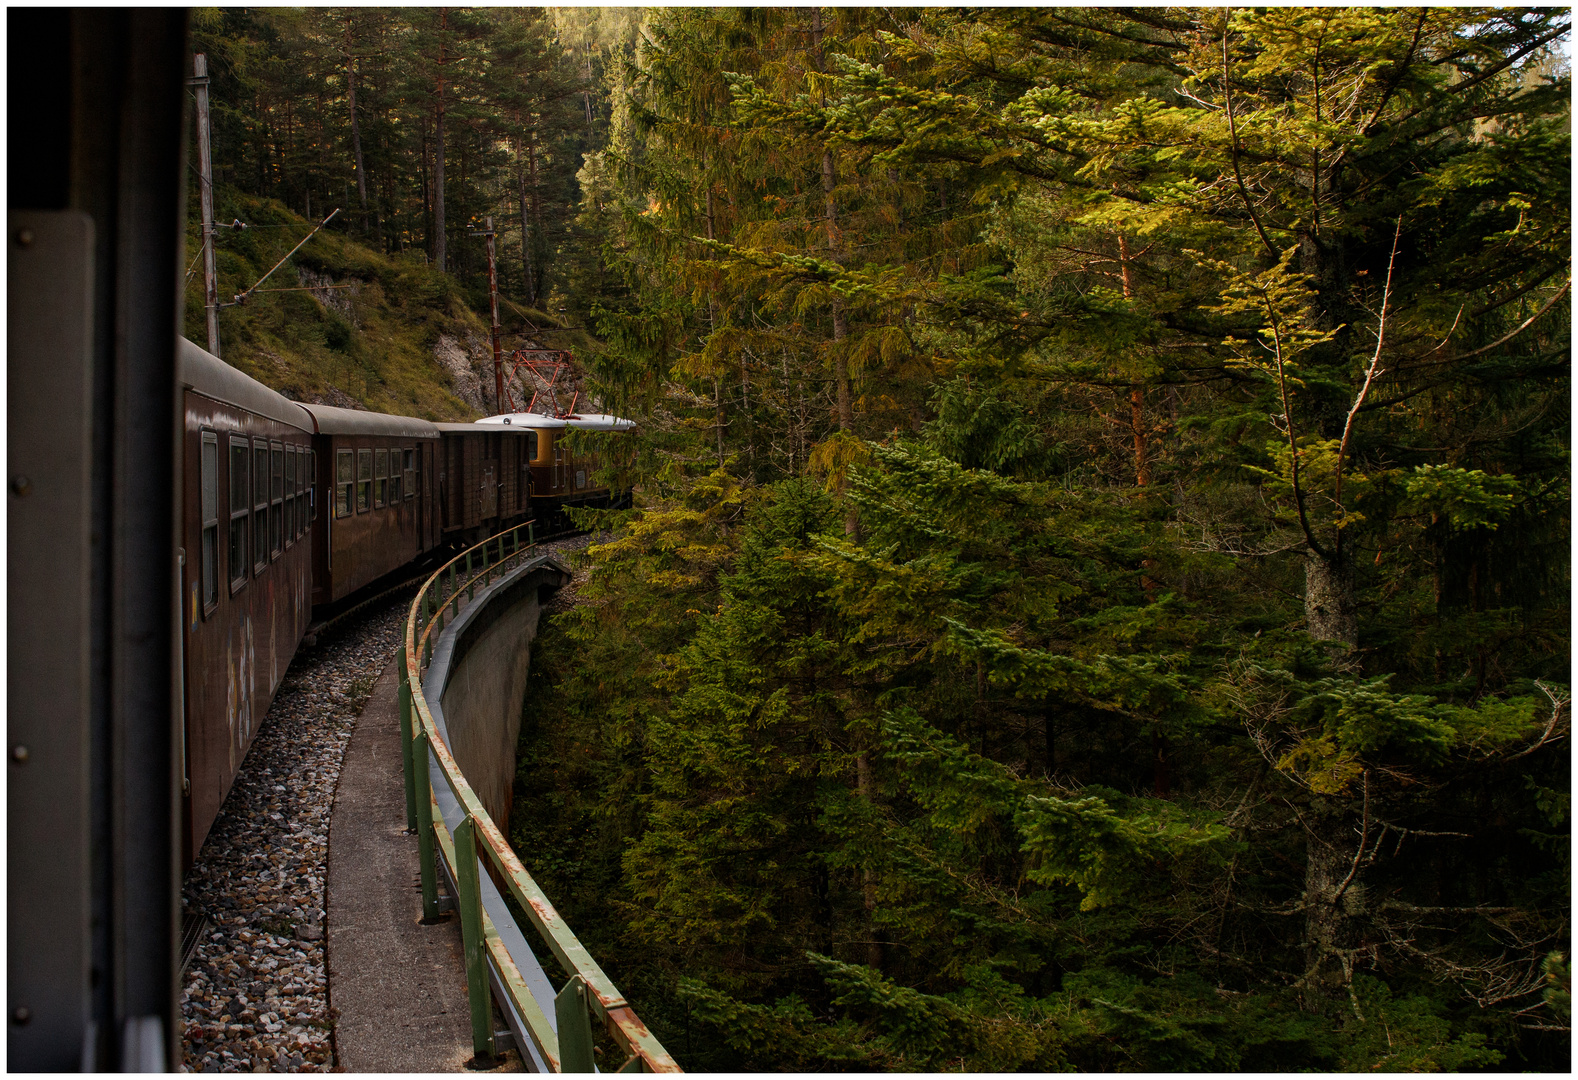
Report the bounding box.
[399,521,680,1072]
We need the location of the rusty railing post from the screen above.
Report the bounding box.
[412,727,440,921]
[454,815,496,1059]
[555,975,596,1073]
[398,645,416,832]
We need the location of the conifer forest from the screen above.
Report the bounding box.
[191,8,1570,1070]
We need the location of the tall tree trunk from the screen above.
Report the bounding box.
[343,17,368,230]
[812,9,858,539]
[812,6,878,972]
[432,9,449,275]
[1301,790,1371,1008]
[256,100,269,195]
[515,123,536,305]
[705,184,725,466]
[420,121,431,261]
[527,124,542,301]
[1306,552,1359,671]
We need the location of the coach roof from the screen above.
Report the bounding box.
[179,337,314,430]
[298,402,440,439]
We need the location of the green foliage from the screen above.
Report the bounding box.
[181,190,482,417]
[1018,790,1230,912]
[509,6,1569,1072]
[1400,465,1523,532]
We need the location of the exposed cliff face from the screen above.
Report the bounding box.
[433,332,493,413]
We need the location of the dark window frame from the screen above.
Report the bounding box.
[252,438,270,575]
[357,447,372,513]
[374,447,388,509]
[228,436,250,594]
[336,448,353,518]
[200,430,220,616]
[300,446,310,535]
[403,447,416,500]
[270,442,284,557]
[284,443,296,546]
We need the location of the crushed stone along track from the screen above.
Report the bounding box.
[179,592,409,1073]
[178,532,594,1073]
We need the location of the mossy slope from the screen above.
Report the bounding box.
[182,189,595,419]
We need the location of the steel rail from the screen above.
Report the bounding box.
[399,521,680,1073]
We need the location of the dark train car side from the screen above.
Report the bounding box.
[476,412,634,527]
[302,405,441,606]
[434,422,537,544]
[178,339,317,864]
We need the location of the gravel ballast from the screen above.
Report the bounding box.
[179,533,593,1073]
[180,594,407,1073]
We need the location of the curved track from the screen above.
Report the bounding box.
[179,533,594,1072]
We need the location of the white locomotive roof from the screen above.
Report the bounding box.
[475,411,636,431]
[563,413,636,431]
[298,402,440,439]
[476,412,568,429]
[178,337,314,430]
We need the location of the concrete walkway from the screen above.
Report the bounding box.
[326,657,521,1072]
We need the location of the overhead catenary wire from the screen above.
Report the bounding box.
[252,285,352,294]
[224,208,340,308]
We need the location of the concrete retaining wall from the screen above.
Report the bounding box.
[427,555,570,834]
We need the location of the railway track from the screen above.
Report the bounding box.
[178,530,596,1072]
[304,528,595,645]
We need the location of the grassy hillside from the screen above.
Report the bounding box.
[181,189,600,419]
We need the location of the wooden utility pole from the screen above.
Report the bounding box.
[432,8,449,274]
[342,16,368,229]
[192,53,220,356]
[484,217,504,412]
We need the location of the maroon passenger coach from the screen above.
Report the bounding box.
[178,339,317,862]
[300,404,441,606]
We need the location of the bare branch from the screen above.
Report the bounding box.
[1333,216,1402,519]
[1502,681,1570,762]
[1381,902,1520,915]
[1331,769,1370,904]
[1222,12,1278,257]
[1451,278,1571,363]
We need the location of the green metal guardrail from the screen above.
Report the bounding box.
[399,522,679,1073]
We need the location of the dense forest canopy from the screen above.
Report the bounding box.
[195,7,1570,1070]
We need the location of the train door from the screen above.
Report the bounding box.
[421,441,433,547]
[480,434,499,518]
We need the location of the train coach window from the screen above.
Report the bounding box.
[374,448,388,508]
[201,432,219,614]
[284,446,296,545]
[357,448,373,512]
[295,446,306,538]
[336,449,353,518]
[308,449,317,522]
[270,443,284,558]
[253,440,270,574]
[229,437,249,593]
[388,450,402,504]
[404,449,415,499]
[297,446,308,536]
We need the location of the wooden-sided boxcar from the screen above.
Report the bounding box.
[178,338,318,862]
[434,421,538,544]
[477,412,634,524]
[300,403,441,606]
